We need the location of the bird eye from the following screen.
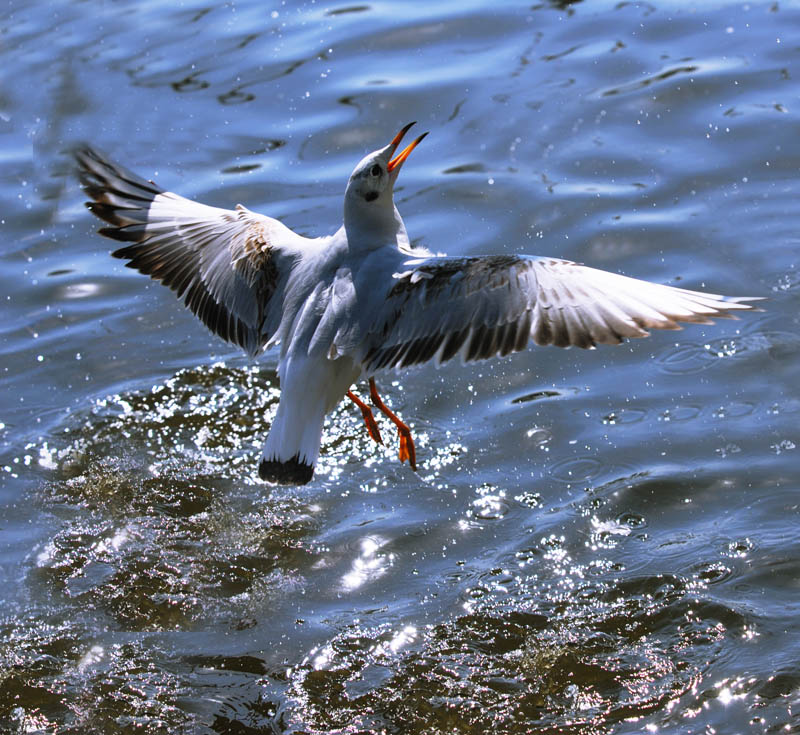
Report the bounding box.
[370,164,381,177]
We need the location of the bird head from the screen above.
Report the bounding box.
[343,122,427,245]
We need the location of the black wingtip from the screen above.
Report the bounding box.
[98,225,143,242]
[86,201,137,227]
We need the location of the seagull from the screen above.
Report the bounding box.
[75,123,759,485]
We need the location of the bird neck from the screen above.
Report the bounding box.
[343,200,408,251]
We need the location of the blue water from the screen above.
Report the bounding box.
[2,1,799,732]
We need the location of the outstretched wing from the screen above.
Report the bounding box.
[76,146,303,355]
[356,254,760,372]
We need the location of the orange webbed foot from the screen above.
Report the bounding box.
[346,390,384,445]
[369,378,418,472]
[397,425,417,471]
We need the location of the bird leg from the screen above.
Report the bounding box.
[369,378,417,471]
[346,390,383,445]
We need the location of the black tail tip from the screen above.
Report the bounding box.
[258,455,314,485]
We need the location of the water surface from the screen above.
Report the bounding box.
[1,1,799,732]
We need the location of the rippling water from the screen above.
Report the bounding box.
[2,1,799,732]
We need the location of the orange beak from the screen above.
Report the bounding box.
[388,121,417,154]
[387,123,428,173]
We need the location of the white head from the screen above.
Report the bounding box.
[343,122,427,247]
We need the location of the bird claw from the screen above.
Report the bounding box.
[360,378,418,471]
[397,428,417,471]
[347,390,384,445]
[362,410,384,445]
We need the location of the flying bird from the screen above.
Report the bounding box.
[76,124,759,484]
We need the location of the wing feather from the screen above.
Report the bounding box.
[76,146,301,355]
[352,254,760,372]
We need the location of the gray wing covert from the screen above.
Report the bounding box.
[76,146,299,356]
[359,255,537,371]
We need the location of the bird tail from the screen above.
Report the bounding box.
[258,370,328,485]
[258,404,324,485]
[258,344,360,485]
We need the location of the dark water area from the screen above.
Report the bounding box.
[2,0,799,732]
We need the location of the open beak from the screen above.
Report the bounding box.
[387,122,428,173]
[388,121,416,155]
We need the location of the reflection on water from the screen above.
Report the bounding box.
[340,535,393,591]
[4,359,798,730]
[2,0,800,732]
[285,567,746,733]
